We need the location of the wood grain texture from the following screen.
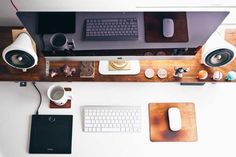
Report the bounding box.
[50,100,71,108]
[149,103,197,142]
[0,26,236,82]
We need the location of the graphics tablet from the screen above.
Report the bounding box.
[29,115,73,154]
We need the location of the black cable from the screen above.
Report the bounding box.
[32,82,42,115]
[10,0,18,11]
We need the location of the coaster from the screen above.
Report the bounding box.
[145,68,155,79]
[149,102,197,142]
[157,68,168,79]
[49,88,71,108]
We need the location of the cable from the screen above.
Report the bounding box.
[10,0,18,11]
[32,82,42,115]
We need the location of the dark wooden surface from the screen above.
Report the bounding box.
[149,102,197,142]
[0,26,236,82]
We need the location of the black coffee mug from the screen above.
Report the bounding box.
[50,33,68,51]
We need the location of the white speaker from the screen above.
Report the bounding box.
[2,32,38,72]
[201,32,236,67]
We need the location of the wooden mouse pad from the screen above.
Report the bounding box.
[149,102,197,142]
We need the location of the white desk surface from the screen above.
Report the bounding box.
[0,82,236,157]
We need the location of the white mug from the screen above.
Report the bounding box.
[47,85,72,106]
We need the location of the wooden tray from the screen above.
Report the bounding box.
[144,12,189,42]
[49,88,72,108]
[149,102,197,142]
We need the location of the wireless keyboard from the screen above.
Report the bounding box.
[84,18,139,41]
[83,106,141,133]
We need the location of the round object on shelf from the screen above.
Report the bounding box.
[157,68,168,79]
[226,71,236,81]
[197,70,208,80]
[212,71,223,81]
[145,68,155,79]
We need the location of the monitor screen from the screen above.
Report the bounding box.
[37,12,76,34]
[17,11,229,60]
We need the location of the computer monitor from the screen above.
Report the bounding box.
[17,11,229,75]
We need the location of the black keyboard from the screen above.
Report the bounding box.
[84,18,139,41]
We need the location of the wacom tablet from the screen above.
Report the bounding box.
[29,115,73,154]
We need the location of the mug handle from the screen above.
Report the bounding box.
[65,91,73,100]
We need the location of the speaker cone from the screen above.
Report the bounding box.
[5,50,35,69]
[204,48,234,67]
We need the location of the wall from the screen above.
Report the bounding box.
[0,0,236,26]
[0,0,22,26]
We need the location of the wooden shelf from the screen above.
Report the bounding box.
[0,27,236,82]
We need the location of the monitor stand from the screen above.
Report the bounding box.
[99,60,140,75]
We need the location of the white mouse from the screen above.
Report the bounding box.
[163,18,174,38]
[168,107,181,131]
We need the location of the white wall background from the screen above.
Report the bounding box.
[0,0,22,26]
[0,0,236,26]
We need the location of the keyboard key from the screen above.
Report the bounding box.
[102,128,121,132]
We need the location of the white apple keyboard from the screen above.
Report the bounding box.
[168,107,182,131]
[83,106,141,133]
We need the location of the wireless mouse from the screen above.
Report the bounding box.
[168,107,181,131]
[163,18,174,38]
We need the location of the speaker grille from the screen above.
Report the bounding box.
[5,50,35,69]
[205,48,234,67]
